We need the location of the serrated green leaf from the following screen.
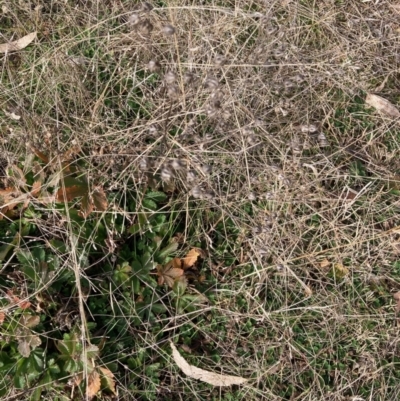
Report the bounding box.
[16,250,33,266]
[151,303,167,314]
[85,345,99,360]
[132,276,141,294]
[146,191,167,202]
[142,198,157,211]
[14,374,25,389]
[157,241,179,261]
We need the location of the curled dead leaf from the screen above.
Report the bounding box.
[170,341,248,387]
[0,32,37,53]
[365,94,400,119]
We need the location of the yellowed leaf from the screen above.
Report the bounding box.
[319,259,330,269]
[170,341,248,387]
[99,367,116,394]
[0,32,37,53]
[86,370,101,399]
[332,263,349,279]
[365,94,400,119]
[182,248,201,269]
[157,259,184,287]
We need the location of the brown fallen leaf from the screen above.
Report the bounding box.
[0,32,37,53]
[86,370,101,399]
[170,341,248,387]
[0,312,5,325]
[157,258,184,287]
[92,187,108,211]
[394,291,400,314]
[365,93,400,119]
[182,248,201,269]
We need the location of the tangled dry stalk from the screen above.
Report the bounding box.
[1,1,400,400]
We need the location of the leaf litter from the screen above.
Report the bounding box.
[365,94,400,119]
[0,32,37,53]
[170,341,248,387]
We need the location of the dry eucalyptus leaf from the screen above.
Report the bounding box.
[0,32,37,53]
[365,94,400,119]
[170,341,248,387]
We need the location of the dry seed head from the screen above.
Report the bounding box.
[167,84,180,99]
[162,24,176,36]
[186,170,197,183]
[204,76,219,90]
[161,167,173,182]
[248,192,257,201]
[164,71,177,84]
[128,13,141,26]
[140,19,154,35]
[184,72,195,85]
[148,125,158,136]
[139,157,149,170]
[214,54,226,67]
[141,2,153,12]
[170,159,186,170]
[318,132,329,147]
[148,59,161,72]
[300,124,318,133]
[199,164,212,175]
[191,186,203,198]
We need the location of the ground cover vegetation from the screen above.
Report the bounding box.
[0,1,400,400]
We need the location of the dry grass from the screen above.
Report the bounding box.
[1,0,400,400]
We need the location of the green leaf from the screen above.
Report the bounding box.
[151,303,167,314]
[14,374,26,389]
[85,345,99,360]
[16,249,33,267]
[146,191,167,202]
[142,198,157,211]
[31,385,42,401]
[157,241,178,261]
[132,276,141,294]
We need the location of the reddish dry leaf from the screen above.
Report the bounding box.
[7,290,31,309]
[0,312,5,325]
[31,181,41,197]
[157,258,184,287]
[32,147,49,163]
[99,367,116,394]
[56,184,88,202]
[79,194,94,218]
[87,370,101,399]
[93,187,108,211]
[182,248,201,269]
